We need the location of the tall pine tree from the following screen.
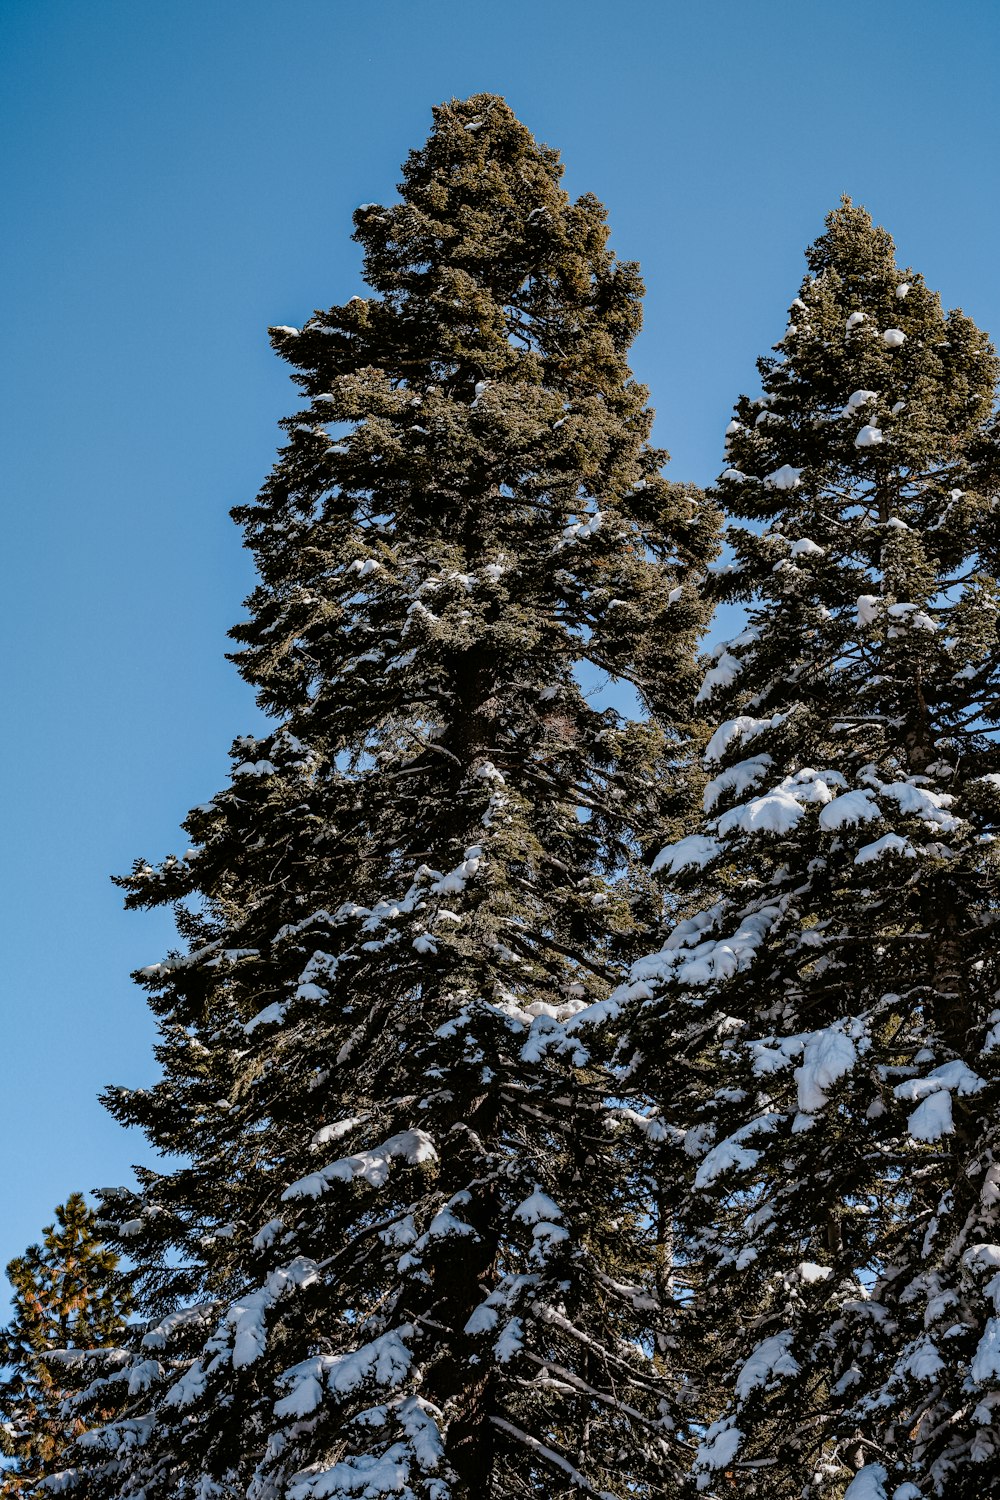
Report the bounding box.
[59,96,717,1499]
[0,1194,130,1495]
[623,200,1000,1497]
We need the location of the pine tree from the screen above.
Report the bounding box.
[61,96,718,1499]
[623,200,1000,1497]
[0,1194,130,1494]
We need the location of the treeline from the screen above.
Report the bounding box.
[4,94,1000,1500]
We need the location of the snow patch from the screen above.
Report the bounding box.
[855,832,916,864]
[763,465,802,491]
[696,651,743,704]
[845,1467,888,1500]
[795,1026,857,1113]
[652,835,722,875]
[283,1130,437,1199]
[857,594,881,626]
[818,790,882,830]
[704,755,772,811]
[717,788,806,837]
[695,1421,743,1478]
[704,714,787,766]
[735,1332,799,1401]
[972,1319,1000,1384]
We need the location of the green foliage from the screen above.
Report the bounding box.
[0,1195,130,1495]
[60,95,718,1500]
[629,199,1000,1496]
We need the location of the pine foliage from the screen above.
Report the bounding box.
[622,200,1000,1498]
[61,96,717,1500]
[0,1194,130,1495]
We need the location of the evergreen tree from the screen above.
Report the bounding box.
[61,96,717,1499]
[623,200,1000,1497]
[0,1194,130,1495]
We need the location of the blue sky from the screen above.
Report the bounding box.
[2,0,999,1283]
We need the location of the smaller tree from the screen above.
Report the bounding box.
[0,1194,131,1495]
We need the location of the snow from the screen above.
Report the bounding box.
[897,1336,945,1382]
[971,1319,1000,1383]
[695,1421,743,1477]
[855,832,916,864]
[717,788,806,837]
[797,1261,833,1284]
[846,312,866,330]
[252,1218,285,1251]
[704,755,772,811]
[226,1258,318,1369]
[895,1059,986,1101]
[276,1327,414,1424]
[561,510,603,545]
[845,389,878,411]
[749,1035,803,1074]
[906,1091,954,1142]
[704,713,787,766]
[696,651,743,703]
[513,1187,562,1224]
[430,846,482,896]
[855,425,884,447]
[844,1468,889,1500]
[141,1303,214,1351]
[789,537,825,557]
[495,1317,524,1362]
[763,464,802,491]
[420,1206,477,1245]
[891,400,906,414]
[883,328,906,347]
[272,326,299,337]
[464,1301,499,1336]
[896,283,911,298]
[795,1026,857,1113]
[721,467,749,483]
[879,779,958,831]
[735,1332,800,1401]
[818,789,882,830]
[779,766,846,804]
[644,902,783,989]
[694,1138,760,1189]
[695,1113,781,1188]
[528,1220,569,1259]
[312,1117,366,1147]
[128,1358,164,1395]
[287,1450,412,1499]
[398,1398,446,1474]
[725,418,742,436]
[283,1130,437,1199]
[652,835,722,874]
[966,1245,1000,1275]
[857,594,881,626]
[887,602,937,632]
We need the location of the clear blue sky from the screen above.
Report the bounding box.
[2,0,998,1285]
